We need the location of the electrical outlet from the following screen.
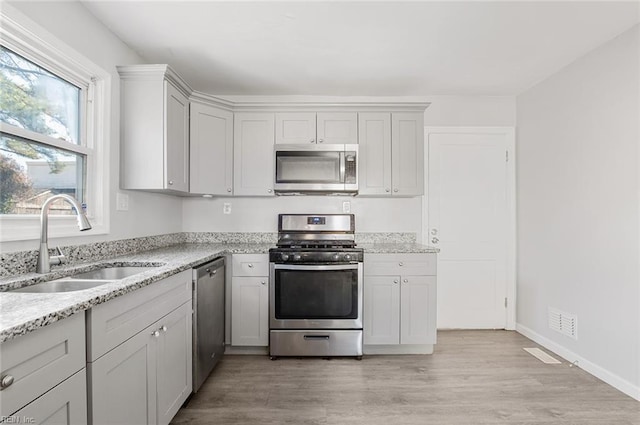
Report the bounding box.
[223,203,232,215]
[116,192,129,211]
[342,201,351,214]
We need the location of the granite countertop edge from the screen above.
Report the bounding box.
[0,242,437,343]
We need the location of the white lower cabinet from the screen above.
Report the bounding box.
[230,254,269,347]
[364,253,437,354]
[87,270,193,425]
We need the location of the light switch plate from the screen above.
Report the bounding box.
[223,203,232,215]
[342,201,351,213]
[116,192,129,211]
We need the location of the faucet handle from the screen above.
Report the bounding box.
[50,247,66,266]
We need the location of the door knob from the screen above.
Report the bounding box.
[431,237,439,244]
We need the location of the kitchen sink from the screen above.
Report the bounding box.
[12,279,113,293]
[69,266,154,280]
[12,265,160,293]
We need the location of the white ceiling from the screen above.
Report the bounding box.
[81,1,640,96]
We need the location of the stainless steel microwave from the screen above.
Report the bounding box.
[274,144,358,194]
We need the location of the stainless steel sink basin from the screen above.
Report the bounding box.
[70,266,153,280]
[13,279,112,293]
[12,265,160,293]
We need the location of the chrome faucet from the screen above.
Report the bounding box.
[36,194,92,274]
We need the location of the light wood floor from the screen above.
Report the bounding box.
[172,331,640,425]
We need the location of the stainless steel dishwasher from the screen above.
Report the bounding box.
[192,257,225,393]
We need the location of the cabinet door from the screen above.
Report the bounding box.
[90,324,157,425]
[391,112,424,196]
[400,276,436,345]
[231,276,269,346]
[11,369,87,425]
[190,102,233,195]
[156,302,192,425]
[275,112,316,144]
[363,276,400,345]
[233,113,275,196]
[317,112,358,144]
[358,113,391,195]
[164,81,190,192]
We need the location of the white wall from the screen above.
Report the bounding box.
[182,95,516,236]
[2,2,183,253]
[516,25,639,398]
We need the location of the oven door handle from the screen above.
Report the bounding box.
[272,264,359,271]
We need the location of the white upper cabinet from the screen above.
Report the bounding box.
[275,112,357,144]
[358,112,392,195]
[118,65,191,193]
[233,113,275,196]
[359,112,424,196]
[317,112,358,144]
[392,112,424,196]
[189,102,234,195]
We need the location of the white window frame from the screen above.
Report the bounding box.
[0,4,110,242]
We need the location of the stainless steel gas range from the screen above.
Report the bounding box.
[269,214,364,359]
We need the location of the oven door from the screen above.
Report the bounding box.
[269,263,363,329]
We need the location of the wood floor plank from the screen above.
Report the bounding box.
[171,331,640,425]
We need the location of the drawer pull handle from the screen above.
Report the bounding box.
[1,375,14,389]
[304,335,330,340]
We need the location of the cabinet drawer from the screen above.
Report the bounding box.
[232,254,269,276]
[0,313,85,417]
[11,368,87,425]
[87,270,192,361]
[364,253,436,276]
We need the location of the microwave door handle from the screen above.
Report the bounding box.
[339,151,346,183]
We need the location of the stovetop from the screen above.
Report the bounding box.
[269,246,364,264]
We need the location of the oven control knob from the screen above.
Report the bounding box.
[281,254,290,261]
[332,254,340,261]
[344,254,352,261]
[293,254,302,261]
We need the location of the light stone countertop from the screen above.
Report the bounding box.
[0,242,437,343]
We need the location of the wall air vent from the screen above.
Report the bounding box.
[548,307,577,339]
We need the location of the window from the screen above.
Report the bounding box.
[0,4,110,241]
[0,46,87,215]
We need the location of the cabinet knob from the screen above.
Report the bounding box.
[393,188,399,193]
[1,375,14,389]
[431,237,439,244]
[393,279,399,284]
[267,189,273,193]
[248,264,253,268]
[227,188,232,193]
[310,139,315,143]
[261,281,266,285]
[318,139,324,143]
[168,180,174,186]
[160,325,168,332]
[403,279,409,283]
[399,262,404,266]
[385,188,390,193]
[152,330,160,338]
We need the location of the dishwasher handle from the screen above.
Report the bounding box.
[194,257,225,280]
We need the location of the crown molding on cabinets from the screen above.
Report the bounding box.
[117,64,192,98]
[190,91,430,113]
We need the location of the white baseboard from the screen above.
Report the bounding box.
[516,323,640,401]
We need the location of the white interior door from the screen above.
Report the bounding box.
[426,127,514,329]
